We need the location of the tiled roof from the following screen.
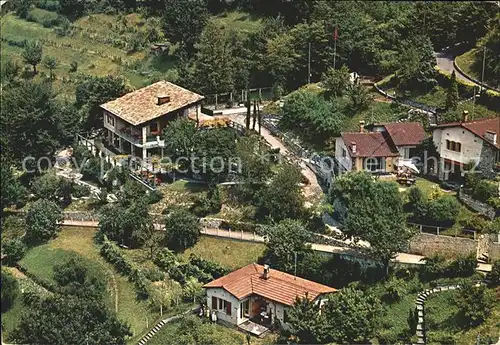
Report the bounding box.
[383,122,426,146]
[101,81,204,126]
[341,132,400,158]
[203,263,336,306]
[433,117,499,149]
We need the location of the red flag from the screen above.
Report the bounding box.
[334,26,338,41]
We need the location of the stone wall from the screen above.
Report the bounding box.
[409,233,477,259]
[458,189,497,219]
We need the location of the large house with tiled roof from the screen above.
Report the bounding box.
[335,121,426,173]
[101,81,204,159]
[431,112,499,180]
[203,263,336,334]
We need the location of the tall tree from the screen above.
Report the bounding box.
[43,56,57,80]
[257,165,305,222]
[192,22,235,95]
[1,269,19,312]
[329,172,414,273]
[323,288,382,343]
[164,208,200,252]
[22,41,43,74]
[161,0,208,56]
[58,0,86,19]
[0,157,27,210]
[321,65,350,97]
[456,282,496,327]
[261,219,312,273]
[161,117,197,172]
[284,295,327,344]
[75,75,129,130]
[12,295,131,345]
[445,71,459,110]
[25,199,63,244]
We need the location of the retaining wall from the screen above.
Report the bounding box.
[409,233,477,259]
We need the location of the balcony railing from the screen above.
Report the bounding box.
[117,127,142,145]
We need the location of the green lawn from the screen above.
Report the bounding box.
[150,179,208,213]
[0,12,172,97]
[425,290,463,345]
[211,10,264,34]
[15,227,161,344]
[182,236,266,270]
[455,49,479,80]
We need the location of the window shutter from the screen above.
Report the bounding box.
[212,297,217,309]
[226,301,232,316]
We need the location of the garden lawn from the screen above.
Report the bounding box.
[377,293,416,343]
[181,236,266,270]
[455,49,479,81]
[18,227,161,345]
[210,10,264,34]
[1,285,25,341]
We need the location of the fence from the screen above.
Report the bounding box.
[373,83,438,116]
[407,222,477,240]
[203,87,273,109]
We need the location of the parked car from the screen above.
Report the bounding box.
[439,181,461,191]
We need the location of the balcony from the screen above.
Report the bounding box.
[117,127,142,145]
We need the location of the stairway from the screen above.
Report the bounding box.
[477,253,489,265]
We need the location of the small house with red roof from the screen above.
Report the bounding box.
[203,263,336,335]
[431,112,499,180]
[335,121,426,173]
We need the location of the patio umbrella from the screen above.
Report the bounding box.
[400,161,420,174]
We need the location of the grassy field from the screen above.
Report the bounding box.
[0,11,174,97]
[182,236,266,270]
[211,10,264,34]
[15,227,161,344]
[455,49,479,80]
[425,290,463,344]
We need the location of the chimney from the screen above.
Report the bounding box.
[263,264,270,280]
[351,142,357,154]
[359,120,365,133]
[485,130,497,145]
[461,110,469,122]
[157,94,170,105]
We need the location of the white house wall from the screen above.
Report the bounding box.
[433,127,484,165]
[205,288,241,325]
[335,137,352,171]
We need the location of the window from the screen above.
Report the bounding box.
[150,122,159,135]
[365,157,382,172]
[214,297,231,315]
[342,148,347,158]
[446,140,461,152]
[106,114,115,126]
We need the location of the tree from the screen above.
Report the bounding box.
[321,65,350,97]
[14,0,33,18]
[191,128,237,182]
[3,239,27,265]
[43,55,57,80]
[426,196,460,226]
[25,199,63,244]
[281,89,344,146]
[161,0,208,55]
[445,71,459,110]
[75,75,129,130]
[0,157,27,210]
[53,256,105,298]
[330,172,413,273]
[323,288,382,343]
[22,41,43,75]
[12,295,131,345]
[261,219,312,273]
[346,83,374,113]
[192,22,235,95]
[257,165,305,223]
[1,269,19,312]
[161,117,197,171]
[2,60,21,83]
[58,0,86,19]
[1,81,70,163]
[32,170,72,204]
[456,282,496,327]
[183,277,204,303]
[396,35,437,92]
[487,260,500,288]
[284,295,327,344]
[164,208,200,252]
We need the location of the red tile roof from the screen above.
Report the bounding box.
[383,122,426,146]
[341,132,400,158]
[203,263,337,306]
[433,117,500,149]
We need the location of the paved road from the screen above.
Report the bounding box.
[60,219,493,272]
[435,51,476,85]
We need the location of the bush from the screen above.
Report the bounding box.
[3,239,27,265]
[420,255,448,281]
[1,269,19,312]
[69,61,78,73]
[189,254,229,279]
[26,8,63,28]
[447,254,476,277]
[472,180,497,203]
[426,196,460,226]
[147,190,163,204]
[154,248,178,273]
[72,184,91,198]
[190,189,221,217]
[143,267,165,282]
[35,0,61,11]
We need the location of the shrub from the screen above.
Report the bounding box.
[472,180,497,203]
[485,218,500,234]
[420,255,447,281]
[1,269,19,312]
[447,254,476,277]
[426,196,460,226]
[190,189,221,217]
[154,248,178,273]
[189,254,229,279]
[72,184,91,198]
[143,267,165,282]
[147,190,163,204]
[69,61,78,73]
[487,260,499,288]
[3,239,27,265]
